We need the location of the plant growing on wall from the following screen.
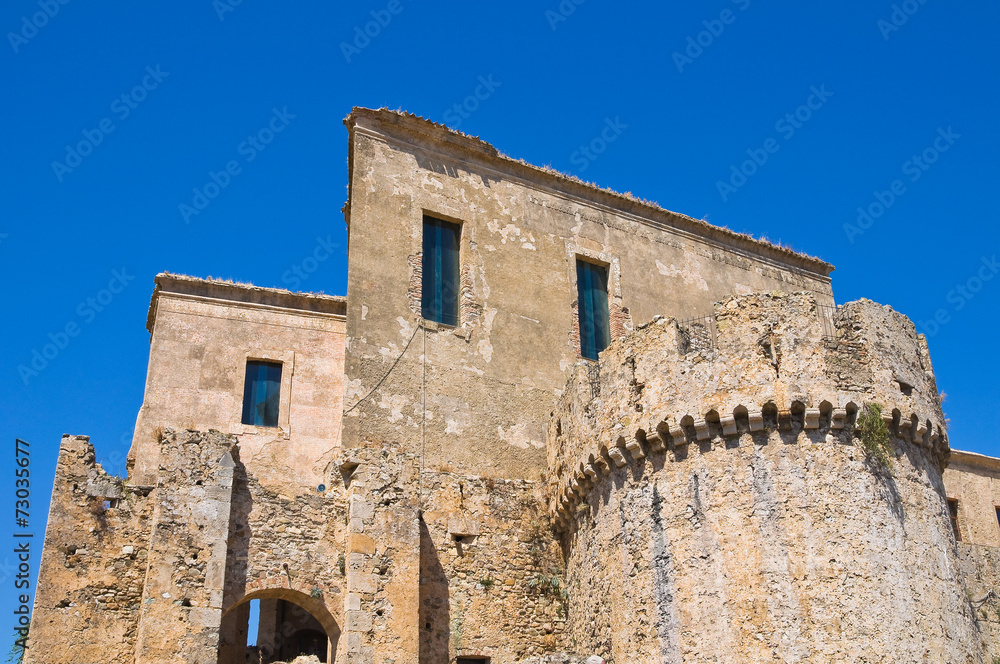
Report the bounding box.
[856,403,893,470]
[6,628,26,664]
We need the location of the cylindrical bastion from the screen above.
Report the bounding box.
[547,292,980,663]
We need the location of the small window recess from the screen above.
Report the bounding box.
[576,258,611,361]
[421,215,461,327]
[241,360,283,427]
[948,498,962,542]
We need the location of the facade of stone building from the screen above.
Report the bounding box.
[26,108,1000,664]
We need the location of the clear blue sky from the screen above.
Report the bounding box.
[2,0,998,634]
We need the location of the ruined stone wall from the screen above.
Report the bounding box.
[133,429,241,664]
[336,442,571,664]
[130,274,347,493]
[341,109,834,479]
[30,429,350,664]
[337,443,422,664]
[548,292,980,663]
[219,454,348,664]
[957,544,1000,662]
[26,435,153,664]
[418,471,567,663]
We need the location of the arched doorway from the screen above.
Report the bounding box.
[218,588,339,664]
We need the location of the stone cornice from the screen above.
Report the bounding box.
[146,273,346,334]
[948,449,1000,474]
[344,107,835,283]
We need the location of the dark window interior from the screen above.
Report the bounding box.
[242,360,282,427]
[422,215,461,326]
[948,498,961,542]
[576,259,611,360]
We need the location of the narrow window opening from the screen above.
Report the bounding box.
[242,360,282,427]
[422,215,461,326]
[948,498,961,542]
[576,259,610,360]
[457,658,490,664]
[995,506,1000,533]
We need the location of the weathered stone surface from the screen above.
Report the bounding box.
[548,292,979,663]
[944,450,1000,546]
[129,274,347,493]
[341,109,834,481]
[25,436,153,664]
[133,429,239,664]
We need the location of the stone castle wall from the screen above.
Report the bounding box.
[957,544,1000,661]
[341,109,834,480]
[28,429,350,664]
[26,435,154,664]
[944,451,1000,547]
[335,442,571,664]
[547,292,982,663]
[130,274,347,494]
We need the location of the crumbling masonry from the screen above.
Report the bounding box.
[27,108,1000,663]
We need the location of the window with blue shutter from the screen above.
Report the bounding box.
[576,259,611,360]
[422,215,461,326]
[241,360,282,427]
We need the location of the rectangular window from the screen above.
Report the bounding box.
[456,659,490,664]
[422,215,461,326]
[242,361,282,427]
[948,498,961,542]
[995,506,1000,532]
[576,259,610,360]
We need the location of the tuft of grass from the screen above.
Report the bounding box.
[857,403,893,470]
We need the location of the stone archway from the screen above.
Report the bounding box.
[218,588,340,664]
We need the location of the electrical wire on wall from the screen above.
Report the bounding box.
[340,317,428,512]
[420,321,426,513]
[342,321,421,415]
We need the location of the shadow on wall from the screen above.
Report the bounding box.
[218,589,339,664]
[419,517,451,663]
[216,454,340,663]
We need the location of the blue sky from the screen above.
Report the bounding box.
[1,0,998,638]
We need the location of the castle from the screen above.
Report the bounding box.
[26,108,1000,663]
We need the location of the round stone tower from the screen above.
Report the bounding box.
[547,292,981,663]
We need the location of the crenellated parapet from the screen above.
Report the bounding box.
[546,292,949,528]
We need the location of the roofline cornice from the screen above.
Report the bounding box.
[344,107,835,281]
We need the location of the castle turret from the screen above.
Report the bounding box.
[549,292,978,663]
